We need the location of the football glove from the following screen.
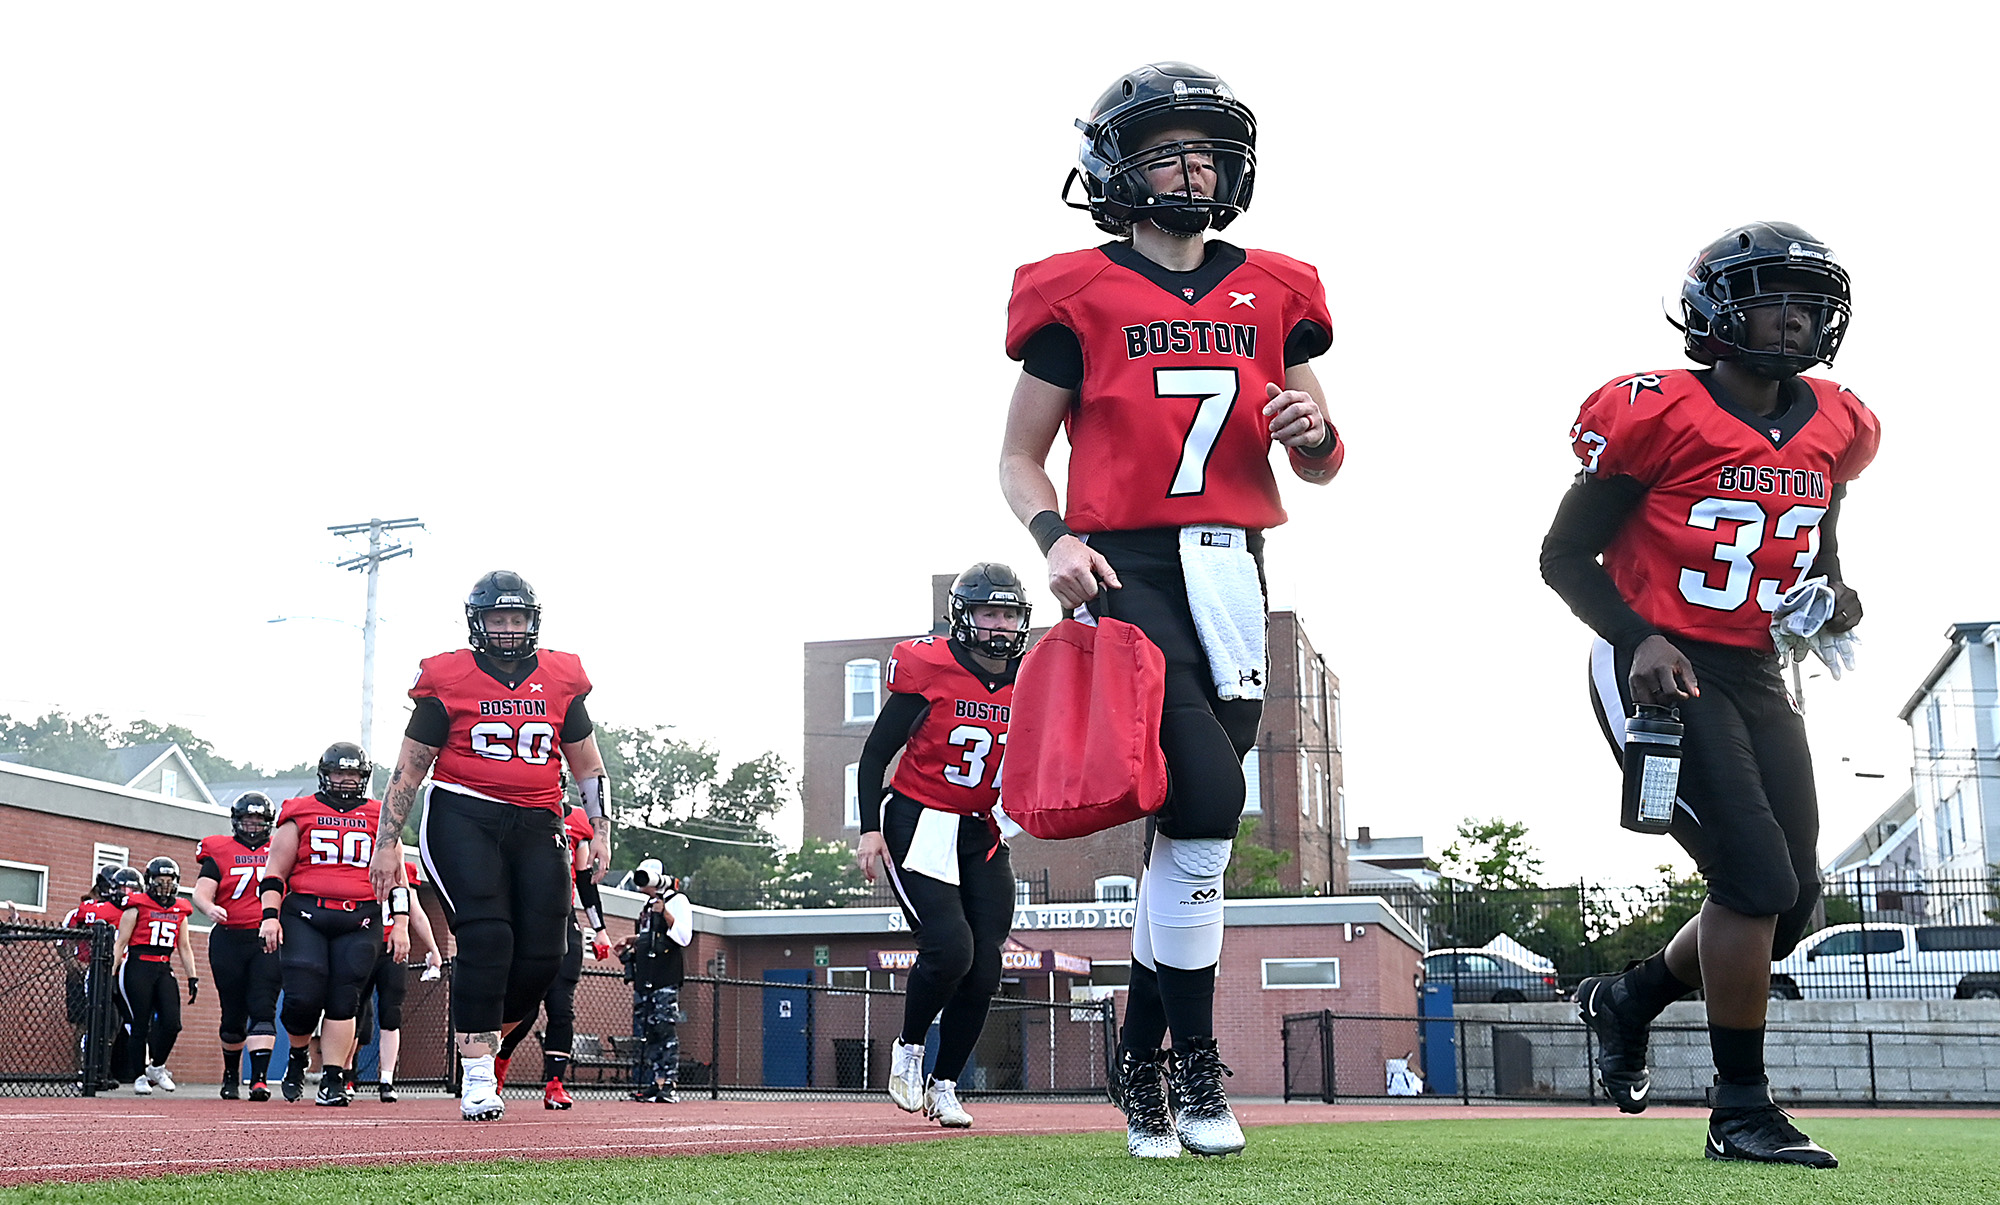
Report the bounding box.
[1769,576,1837,667]
[1810,627,1860,680]
[187,976,200,1004]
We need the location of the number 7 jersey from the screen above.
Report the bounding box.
[886,637,1014,816]
[1568,368,1881,651]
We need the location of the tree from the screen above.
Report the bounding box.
[1440,817,1545,890]
[1227,816,1293,897]
[0,711,119,779]
[766,838,872,909]
[120,720,263,783]
[594,723,792,906]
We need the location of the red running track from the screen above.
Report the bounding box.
[4,1090,1994,1186]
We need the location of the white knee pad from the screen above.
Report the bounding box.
[1144,835,1230,970]
[1131,867,1155,971]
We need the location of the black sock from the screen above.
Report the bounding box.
[1156,963,1217,1053]
[248,1049,272,1083]
[222,1051,240,1083]
[1119,963,1169,1055]
[1709,1025,1766,1087]
[545,1053,570,1083]
[287,1046,309,1072]
[1623,952,1697,1018]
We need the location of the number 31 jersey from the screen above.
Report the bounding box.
[1568,368,1881,651]
[886,637,1014,817]
[410,648,592,812]
[1006,241,1334,534]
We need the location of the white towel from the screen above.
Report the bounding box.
[1179,524,1266,701]
[903,805,961,886]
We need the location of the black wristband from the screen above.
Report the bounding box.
[259,876,285,897]
[1028,509,1076,556]
[262,906,279,920]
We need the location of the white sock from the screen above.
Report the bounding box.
[463,1055,496,1086]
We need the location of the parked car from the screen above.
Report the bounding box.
[1768,923,2000,1000]
[1422,948,1561,1003]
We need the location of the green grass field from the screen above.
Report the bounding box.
[8,1119,1996,1204]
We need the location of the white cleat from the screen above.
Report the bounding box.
[144,1064,176,1093]
[923,1076,973,1128]
[131,1076,153,1096]
[1116,1049,1180,1159]
[1169,1040,1246,1157]
[461,1079,505,1121]
[888,1038,926,1113]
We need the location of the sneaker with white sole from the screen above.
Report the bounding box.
[461,1056,505,1122]
[131,1076,153,1096]
[923,1076,973,1128]
[1705,1080,1838,1169]
[144,1064,176,1093]
[1168,1039,1245,1157]
[888,1038,925,1113]
[1116,1048,1179,1159]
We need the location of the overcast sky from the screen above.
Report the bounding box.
[3,4,1990,887]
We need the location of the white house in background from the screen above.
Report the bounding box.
[1896,623,2000,887]
[1348,827,1440,890]
[1823,788,1927,922]
[1,742,218,807]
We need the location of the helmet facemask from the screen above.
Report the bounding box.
[469,604,541,659]
[232,793,275,848]
[318,743,374,809]
[1066,66,1259,237]
[1678,224,1851,379]
[950,596,1031,660]
[145,860,180,906]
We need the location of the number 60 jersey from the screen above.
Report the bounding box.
[410,648,591,813]
[886,637,1014,817]
[1569,368,1881,652]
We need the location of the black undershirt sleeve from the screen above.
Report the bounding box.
[1539,473,1665,650]
[1285,319,1332,367]
[1808,484,1846,583]
[405,696,449,746]
[573,869,605,929]
[197,857,222,883]
[856,692,931,835]
[1021,324,1084,390]
[561,695,593,743]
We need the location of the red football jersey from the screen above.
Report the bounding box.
[885,637,1015,816]
[196,834,272,929]
[410,648,592,812]
[563,805,594,854]
[277,795,382,900]
[1006,242,1335,533]
[125,893,193,962]
[68,898,125,963]
[1568,369,1881,650]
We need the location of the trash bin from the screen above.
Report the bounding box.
[834,1038,875,1090]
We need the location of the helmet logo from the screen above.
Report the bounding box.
[1173,80,1189,98]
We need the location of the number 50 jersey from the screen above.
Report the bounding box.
[1568,368,1881,651]
[277,794,384,900]
[886,637,1015,817]
[410,648,592,812]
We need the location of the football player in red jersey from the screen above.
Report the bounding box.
[997,63,1341,1159]
[261,742,410,1107]
[193,791,282,1099]
[495,802,612,1110]
[1542,222,1879,1170]
[66,867,132,1090]
[342,858,441,1103]
[112,857,198,1094]
[367,570,611,1122]
[852,564,1029,1130]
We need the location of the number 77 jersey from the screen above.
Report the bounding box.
[886,637,1014,816]
[1569,368,1881,651]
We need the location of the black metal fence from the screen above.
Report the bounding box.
[1284,1009,2000,1106]
[0,923,113,1096]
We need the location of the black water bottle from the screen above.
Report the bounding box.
[1620,704,1683,834]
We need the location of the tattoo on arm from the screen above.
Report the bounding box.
[377,741,439,841]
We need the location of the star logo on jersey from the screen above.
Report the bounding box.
[1619,374,1666,404]
[1229,291,1256,308]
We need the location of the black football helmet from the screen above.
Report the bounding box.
[466,570,541,659]
[1063,62,1257,236]
[111,867,142,906]
[1675,221,1851,379]
[317,741,373,807]
[232,791,276,848]
[144,857,180,906]
[949,563,1032,660]
[92,864,126,901]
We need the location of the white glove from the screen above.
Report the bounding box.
[1770,576,1837,667]
[419,964,442,982]
[1810,627,1859,680]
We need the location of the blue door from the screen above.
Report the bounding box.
[1421,982,1457,1095]
[762,969,812,1087]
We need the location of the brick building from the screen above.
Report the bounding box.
[802,576,1348,900]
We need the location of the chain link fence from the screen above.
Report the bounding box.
[0,923,114,1096]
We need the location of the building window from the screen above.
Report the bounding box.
[1094,875,1137,903]
[827,967,894,993]
[93,844,128,873]
[161,767,178,798]
[1335,789,1346,844]
[1311,658,1323,728]
[844,763,861,828]
[1927,697,1944,753]
[0,861,48,912]
[1242,747,1261,814]
[1086,960,1132,991]
[1333,689,1343,753]
[1299,751,1310,816]
[1015,879,1033,906]
[845,659,881,723]
[1262,957,1340,989]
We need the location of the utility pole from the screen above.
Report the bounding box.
[330,517,423,757]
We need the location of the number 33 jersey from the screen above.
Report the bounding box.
[1568,368,1881,651]
[1006,241,1334,534]
[886,637,1014,816]
[410,649,592,812]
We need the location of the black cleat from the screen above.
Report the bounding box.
[1166,1039,1246,1157]
[378,1083,398,1103]
[1115,1048,1180,1160]
[1577,973,1654,1113]
[220,1078,241,1100]
[281,1055,308,1103]
[248,1080,271,1102]
[1706,1081,1836,1168]
[316,1068,351,1107]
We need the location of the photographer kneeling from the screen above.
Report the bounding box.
[617,860,691,1103]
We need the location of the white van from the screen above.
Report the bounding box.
[1768,923,2000,1000]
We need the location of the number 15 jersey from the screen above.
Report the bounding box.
[1006,240,1334,534]
[1568,368,1881,651]
[886,637,1014,817]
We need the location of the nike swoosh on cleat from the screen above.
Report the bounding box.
[1628,1082,1649,1100]
[1584,984,1600,1018]
[1708,1135,1727,1155]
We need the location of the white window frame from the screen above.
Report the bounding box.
[1241,747,1262,815]
[1333,689,1343,753]
[1335,788,1346,844]
[1261,957,1341,989]
[845,658,881,724]
[0,860,49,913]
[1015,879,1034,906]
[1094,875,1137,903]
[160,767,178,798]
[844,763,861,829]
[1299,751,1310,816]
